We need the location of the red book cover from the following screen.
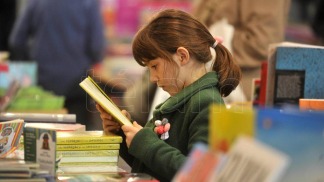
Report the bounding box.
[259,61,268,106]
[0,63,9,72]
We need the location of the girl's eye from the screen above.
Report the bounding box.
[151,65,157,70]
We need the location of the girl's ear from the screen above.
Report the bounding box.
[176,47,190,66]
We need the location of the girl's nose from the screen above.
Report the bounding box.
[150,73,158,83]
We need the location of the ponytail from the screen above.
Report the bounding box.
[212,43,241,97]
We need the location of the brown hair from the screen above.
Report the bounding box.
[132,9,241,97]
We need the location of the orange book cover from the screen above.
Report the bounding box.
[299,98,324,110]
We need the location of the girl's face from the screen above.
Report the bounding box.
[146,58,184,96]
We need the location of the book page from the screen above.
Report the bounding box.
[79,77,132,126]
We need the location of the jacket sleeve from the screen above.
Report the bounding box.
[9,0,35,60]
[128,108,209,181]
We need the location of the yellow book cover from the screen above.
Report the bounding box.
[209,104,255,153]
[56,149,119,157]
[56,131,122,144]
[79,76,132,126]
[56,143,120,151]
[57,162,117,166]
[57,155,119,163]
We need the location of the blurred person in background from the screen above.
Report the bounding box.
[9,0,106,125]
[312,0,324,45]
[121,69,158,126]
[0,0,16,52]
[193,0,291,101]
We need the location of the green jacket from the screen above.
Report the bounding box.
[121,71,224,182]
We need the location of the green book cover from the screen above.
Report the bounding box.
[24,126,56,176]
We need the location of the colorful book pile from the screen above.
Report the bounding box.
[174,104,324,182]
[56,131,123,174]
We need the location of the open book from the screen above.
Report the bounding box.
[79,76,132,126]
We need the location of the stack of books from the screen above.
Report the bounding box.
[0,112,77,124]
[175,105,324,182]
[0,159,51,182]
[56,131,123,174]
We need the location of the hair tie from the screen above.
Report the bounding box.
[212,40,218,48]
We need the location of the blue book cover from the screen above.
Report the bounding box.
[266,42,324,106]
[0,61,37,89]
[256,108,324,182]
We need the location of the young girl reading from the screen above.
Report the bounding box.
[96,9,241,182]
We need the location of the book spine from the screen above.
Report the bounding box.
[57,162,117,166]
[57,137,122,144]
[56,150,119,157]
[11,121,24,147]
[0,113,76,123]
[58,156,118,163]
[299,99,324,110]
[265,46,277,106]
[259,61,268,106]
[56,164,119,174]
[56,144,120,151]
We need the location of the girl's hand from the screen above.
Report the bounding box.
[96,104,131,133]
[121,121,143,148]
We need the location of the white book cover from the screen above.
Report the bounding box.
[214,136,290,182]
